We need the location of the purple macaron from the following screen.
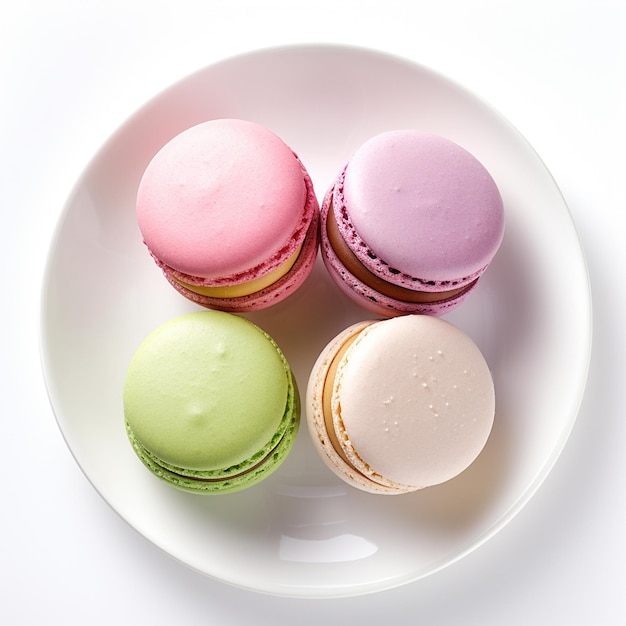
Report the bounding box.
[320,130,505,316]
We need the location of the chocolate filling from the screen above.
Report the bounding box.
[326,199,476,303]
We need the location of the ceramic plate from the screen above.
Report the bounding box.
[40,45,591,598]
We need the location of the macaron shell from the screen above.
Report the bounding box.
[320,184,476,317]
[137,119,308,281]
[334,316,495,491]
[164,167,320,312]
[340,131,504,287]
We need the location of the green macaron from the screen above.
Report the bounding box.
[123,311,299,494]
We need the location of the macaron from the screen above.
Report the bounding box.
[306,315,495,494]
[136,118,320,312]
[123,311,299,494]
[320,130,504,316]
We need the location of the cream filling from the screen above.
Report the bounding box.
[321,330,407,491]
[174,246,301,298]
[322,334,359,470]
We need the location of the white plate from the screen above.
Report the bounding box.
[40,45,591,598]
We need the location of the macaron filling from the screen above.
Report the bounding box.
[325,196,476,304]
[172,245,302,298]
[126,375,296,480]
[125,394,295,484]
[319,328,400,490]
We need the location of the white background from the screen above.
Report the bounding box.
[2,1,624,624]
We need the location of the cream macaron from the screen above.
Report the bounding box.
[306,315,495,494]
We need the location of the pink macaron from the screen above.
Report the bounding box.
[320,130,504,316]
[136,119,320,312]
